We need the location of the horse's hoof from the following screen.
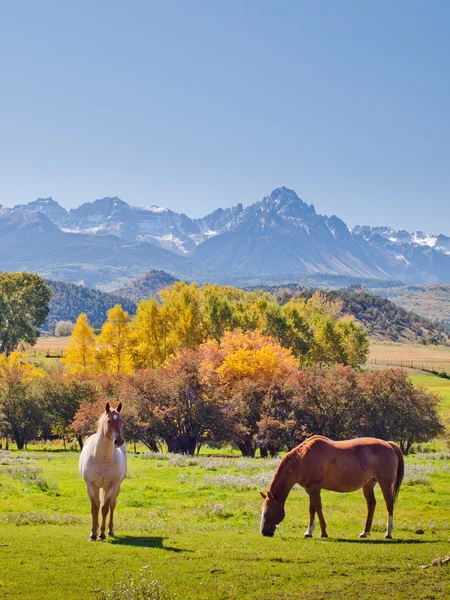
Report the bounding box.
[88,535,97,542]
[320,532,328,538]
[384,534,392,540]
[303,533,313,538]
[359,532,370,539]
[99,534,106,541]
[108,531,115,537]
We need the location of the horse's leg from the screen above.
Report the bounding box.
[99,491,110,541]
[378,478,395,539]
[313,489,328,538]
[304,489,327,538]
[108,496,117,537]
[359,480,377,538]
[303,489,315,538]
[86,483,100,541]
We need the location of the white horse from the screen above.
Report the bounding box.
[79,402,127,541]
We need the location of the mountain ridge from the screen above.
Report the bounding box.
[2,186,450,286]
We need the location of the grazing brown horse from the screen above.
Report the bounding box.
[79,402,126,541]
[260,436,404,539]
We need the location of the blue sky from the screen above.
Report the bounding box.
[1,0,449,233]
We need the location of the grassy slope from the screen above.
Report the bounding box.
[410,373,450,414]
[0,451,449,600]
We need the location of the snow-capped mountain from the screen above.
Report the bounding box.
[4,187,450,286]
[14,197,68,226]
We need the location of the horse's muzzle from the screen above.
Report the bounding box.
[262,531,274,537]
[114,439,124,448]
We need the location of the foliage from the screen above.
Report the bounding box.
[0,353,45,449]
[0,271,52,354]
[54,321,74,337]
[355,369,445,454]
[96,305,133,375]
[265,284,448,345]
[62,314,97,374]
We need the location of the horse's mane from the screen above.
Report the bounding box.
[96,412,107,434]
[272,436,325,480]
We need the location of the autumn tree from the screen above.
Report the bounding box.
[62,313,97,374]
[0,353,45,449]
[96,305,133,374]
[354,369,444,454]
[200,331,300,456]
[159,282,205,351]
[130,298,167,369]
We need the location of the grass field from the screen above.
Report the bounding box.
[368,343,450,373]
[0,450,449,600]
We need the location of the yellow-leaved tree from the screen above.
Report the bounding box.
[130,298,168,369]
[62,313,97,374]
[96,305,133,374]
[159,282,205,350]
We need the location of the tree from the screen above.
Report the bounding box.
[43,373,98,449]
[292,365,360,440]
[62,314,97,374]
[0,353,45,449]
[96,305,133,374]
[130,298,168,369]
[200,330,300,456]
[0,272,52,355]
[159,282,206,350]
[55,321,74,337]
[355,369,444,454]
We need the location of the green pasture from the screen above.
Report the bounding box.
[0,450,449,600]
[410,373,450,414]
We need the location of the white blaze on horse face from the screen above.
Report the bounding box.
[113,414,117,420]
[260,507,266,534]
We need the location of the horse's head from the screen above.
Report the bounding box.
[260,490,285,537]
[104,402,124,447]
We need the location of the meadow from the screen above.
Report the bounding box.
[1,340,447,599]
[0,448,449,600]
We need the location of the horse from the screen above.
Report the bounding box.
[260,435,404,540]
[79,402,127,541]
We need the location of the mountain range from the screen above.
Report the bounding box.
[1,187,449,287]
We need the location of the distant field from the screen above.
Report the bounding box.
[368,343,450,373]
[28,336,71,356]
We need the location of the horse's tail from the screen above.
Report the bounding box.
[388,442,404,501]
[99,487,105,508]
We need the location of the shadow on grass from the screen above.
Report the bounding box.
[110,535,188,552]
[331,537,435,544]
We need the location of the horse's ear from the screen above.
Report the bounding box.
[260,491,267,499]
[105,402,110,413]
[267,491,274,500]
[117,402,122,413]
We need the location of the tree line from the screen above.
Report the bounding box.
[0,332,442,455]
[0,274,444,455]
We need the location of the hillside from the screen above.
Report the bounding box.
[261,285,449,345]
[42,274,448,345]
[112,270,180,303]
[44,280,136,332]
[374,284,450,328]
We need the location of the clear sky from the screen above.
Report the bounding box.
[1,0,449,233]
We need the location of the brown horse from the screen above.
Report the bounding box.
[260,436,404,539]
